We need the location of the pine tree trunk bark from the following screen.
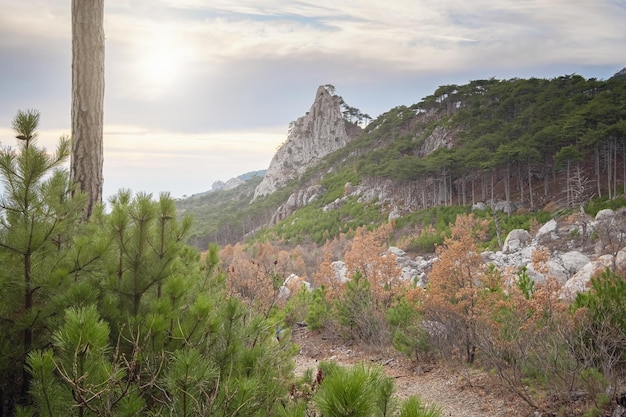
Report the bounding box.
[595,146,602,198]
[71,0,105,219]
[528,160,534,211]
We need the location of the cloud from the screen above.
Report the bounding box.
[0,0,624,198]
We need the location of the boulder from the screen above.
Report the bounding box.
[560,251,590,275]
[331,261,348,283]
[595,208,615,221]
[536,219,558,240]
[502,229,532,254]
[560,255,614,301]
[388,246,406,257]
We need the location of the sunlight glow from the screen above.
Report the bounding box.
[132,25,191,98]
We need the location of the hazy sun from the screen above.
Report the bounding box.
[134,26,189,97]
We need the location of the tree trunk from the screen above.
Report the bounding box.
[566,159,571,207]
[614,139,618,198]
[21,252,32,402]
[471,172,476,206]
[527,161,534,211]
[71,0,105,219]
[504,162,510,206]
[517,162,524,203]
[623,140,625,196]
[595,146,602,199]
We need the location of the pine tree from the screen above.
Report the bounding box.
[0,110,90,412]
[22,189,297,416]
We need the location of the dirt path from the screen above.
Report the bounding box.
[292,329,532,417]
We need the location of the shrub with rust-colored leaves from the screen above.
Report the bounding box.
[422,214,488,364]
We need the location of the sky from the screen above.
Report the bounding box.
[0,1,625,200]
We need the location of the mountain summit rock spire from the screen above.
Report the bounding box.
[253,86,360,200]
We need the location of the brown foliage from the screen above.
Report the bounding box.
[221,242,307,316]
[343,223,404,308]
[313,224,412,345]
[315,223,408,306]
[422,214,488,364]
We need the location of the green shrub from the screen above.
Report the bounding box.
[307,287,330,330]
[314,363,392,417]
[387,299,431,362]
[398,396,442,417]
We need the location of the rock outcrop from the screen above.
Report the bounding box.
[212,177,244,192]
[253,86,360,200]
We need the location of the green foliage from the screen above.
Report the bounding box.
[387,299,431,362]
[573,268,626,338]
[311,362,441,417]
[399,206,469,253]
[516,266,535,300]
[0,109,95,411]
[336,271,381,340]
[314,363,392,417]
[25,350,71,417]
[176,173,294,248]
[0,111,297,415]
[571,268,626,390]
[584,196,626,216]
[22,211,297,416]
[275,285,312,327]
[257,197,385,245]
[473,208,551,250]
[397,396,442,417]
[319,170,360,203]
[405,227,444,253]
[164,348,218,417]
[579,367,610,413]
[306,287,330,330]
[49,305,134,417]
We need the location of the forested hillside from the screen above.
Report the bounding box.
[358,73,626,208]
[178,73,626,249]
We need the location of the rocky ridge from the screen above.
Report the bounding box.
[253,86,360,200]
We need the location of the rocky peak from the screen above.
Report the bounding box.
[613,67,626,80]
[253,86,360,200]
[212,177,244,192]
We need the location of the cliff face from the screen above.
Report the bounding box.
[253,86,359,200]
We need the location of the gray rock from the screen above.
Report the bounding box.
[613,404,626,417]
[560,251,590,275]
[331,261,348,283]
[388,246,406,257]
[494,200,516,214]
[536,219,558,240]
[560,255,614,301]
[472,202,487,211]
[525,264,546,284]
[418,126,453,157]
[546,260,569,283]
[254,86,360,199]
[595,208,615,221]
[388,206,402,221]
[503,229,532,254]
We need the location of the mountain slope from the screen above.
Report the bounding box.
[177,73,626,249]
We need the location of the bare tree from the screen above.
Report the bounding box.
[71,0,105,218]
